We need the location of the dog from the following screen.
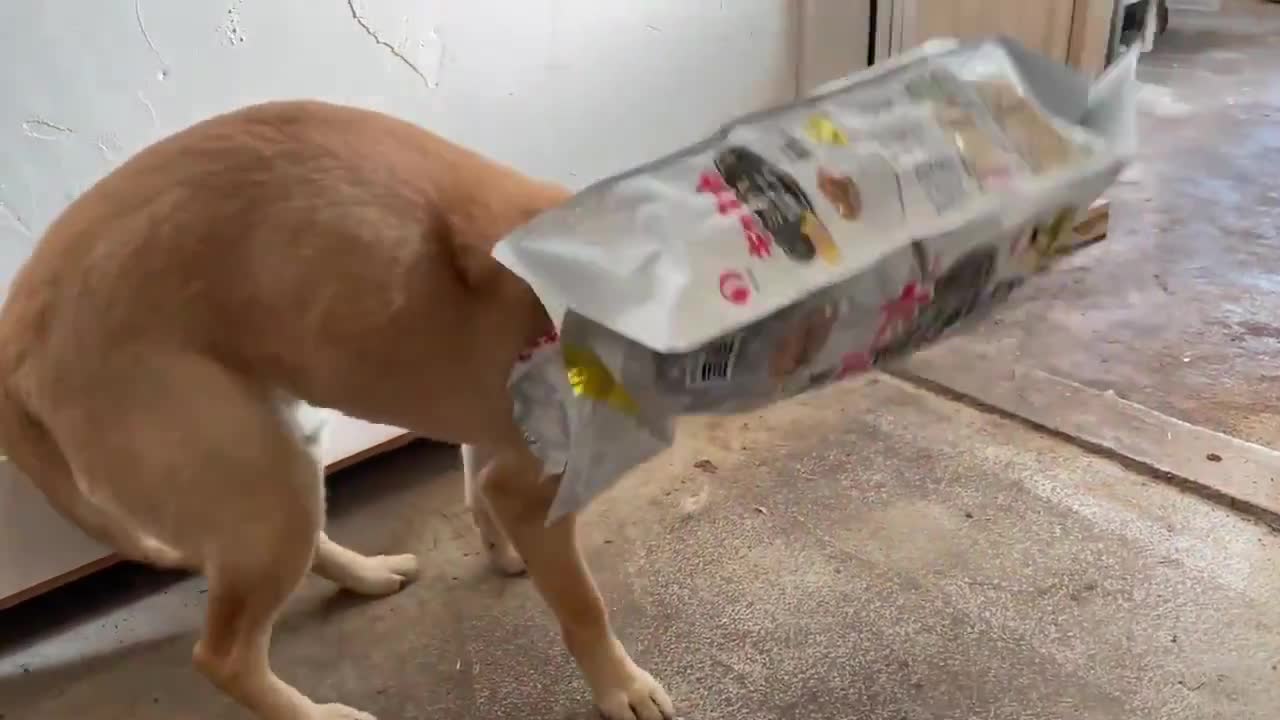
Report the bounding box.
[0,100,673,720]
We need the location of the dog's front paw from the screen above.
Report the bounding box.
[469,505,527,576]
[592,663,675,720]
[484,539,527,576]
[343,553,420,596]
[313,702,377,720]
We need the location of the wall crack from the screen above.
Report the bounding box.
[135,0,170,77]
[346,0,439,89]
[136,92,158,127]
[0,199,32,238]
[21,119,74,140]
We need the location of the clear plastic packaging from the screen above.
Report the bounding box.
[494,37,1140,523]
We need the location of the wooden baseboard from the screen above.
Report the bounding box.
[324,432,417,474]
[0,555,122,611]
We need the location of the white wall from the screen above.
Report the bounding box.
[0,0,814,291]
[0,0,881,604]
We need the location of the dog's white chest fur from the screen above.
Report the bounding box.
[276,395,331,461]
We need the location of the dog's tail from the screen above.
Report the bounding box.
[0,382,184,567]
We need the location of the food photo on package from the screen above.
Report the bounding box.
[492,35,1141,523]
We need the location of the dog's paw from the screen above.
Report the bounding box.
[313,702,377,720]
[484,539,527,577]
[343,553,420,596]
[469,505,527,576]
[593,664,675,720]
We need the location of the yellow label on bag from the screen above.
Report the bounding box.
[1027,207,1076,271]
[805,115,848,146]
[563,344,640,416]
[1010,207,1078,275]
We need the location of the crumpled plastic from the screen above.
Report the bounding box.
[493,37,1140,524]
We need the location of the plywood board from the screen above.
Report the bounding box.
[898,0,1077,61]
[0,461,113,608]
[1068,198,1111,249]
[797,0,873,93]
[1067,0,1119,76]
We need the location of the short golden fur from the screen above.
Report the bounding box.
[0,100,673,720]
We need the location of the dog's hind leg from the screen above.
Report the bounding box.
[461,442,526,575]
[41,355,385,720]
[194,510,347,720]
[0,388,186,568]
[194,515,382,720]
[281,399,420,596]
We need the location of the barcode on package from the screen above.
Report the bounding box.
[780,133,812,162]
[686,335,742,387]
[913,154,970,215]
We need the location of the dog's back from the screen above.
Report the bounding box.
[0,98,564,564]
[0,101,673,720]
[1,99,561,441]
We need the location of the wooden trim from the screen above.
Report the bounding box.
[0,555,120,611]
[0,431,417,610]
[324,432,417,474]
[892,0,912,56]
[1067,0,1117,76]
[1067,198,1111,249]
[874,0,896,62]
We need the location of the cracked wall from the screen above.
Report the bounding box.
[0,0,803,293]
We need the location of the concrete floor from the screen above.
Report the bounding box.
[4,377,1280,720]
[945,1,1280,448]
[5,4,1280,719]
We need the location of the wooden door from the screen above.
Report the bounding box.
[895,0,1077,62]
[798,0,874,94]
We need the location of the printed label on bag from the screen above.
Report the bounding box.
[912,153,974,215]
[686,334,743,388]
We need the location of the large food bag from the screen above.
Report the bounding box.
[493,37,1140,523]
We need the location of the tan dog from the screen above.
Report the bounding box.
[0,100,673,720]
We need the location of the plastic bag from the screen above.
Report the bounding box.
[494,37,1140,524]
